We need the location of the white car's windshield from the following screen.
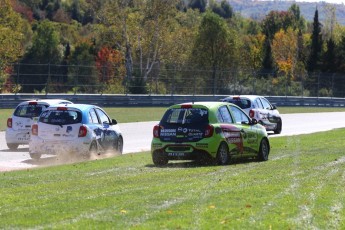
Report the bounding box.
[39,110,82,125]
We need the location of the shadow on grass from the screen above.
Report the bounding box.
[145,157,259,168]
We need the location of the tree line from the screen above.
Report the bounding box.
[1,0,345,96]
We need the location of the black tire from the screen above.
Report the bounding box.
[29,152,41,160]
[87,141,97,158]
[258,138,270,161]
[116,136,123,154]
[274,119,282,134]
[152,150,168,166]
[7,143,19,150]
[216,142,230,165]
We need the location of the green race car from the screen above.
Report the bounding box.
[151,101,270,166]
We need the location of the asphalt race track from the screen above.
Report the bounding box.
[1,112,345,171]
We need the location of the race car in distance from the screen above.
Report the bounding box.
[29,104,123,160]
[5,99,73,150]
[222,95,282,134]
[151,101,270,166]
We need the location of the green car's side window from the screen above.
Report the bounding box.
[230,106,250,124]
[217,106,233,123]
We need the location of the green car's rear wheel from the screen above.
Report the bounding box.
[216,142,230,165]
[152,150,168,166]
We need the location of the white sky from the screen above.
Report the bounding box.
[296,0,345,3]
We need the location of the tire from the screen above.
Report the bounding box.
[7,143,19,150]
[29,152,41,160]
[116,136,123,154]
[216,142,230,165]
[274,119,282,134]
[258,138,270,161]
[152,150,168,166]
[87,141,97,158]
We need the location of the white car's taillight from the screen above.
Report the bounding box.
[32,124,38,136]
[153,125,160,138]
[78,125,87,137]
[204,124,214,138]
[249,110,255,118]
[7,118,12,128]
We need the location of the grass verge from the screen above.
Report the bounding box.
[0,129,344,229]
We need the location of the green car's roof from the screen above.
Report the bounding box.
[169,101,230,110]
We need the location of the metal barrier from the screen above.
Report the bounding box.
[1,94,345,109]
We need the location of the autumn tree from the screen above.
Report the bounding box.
[242,33,266,72]
[0,0,30,91]
[96,46,125,83]
[97,0,180,94]
[261,10,295,72]
[272,28,298,78]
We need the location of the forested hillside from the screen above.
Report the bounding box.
[1,0,345,97]
[229,0,345,25]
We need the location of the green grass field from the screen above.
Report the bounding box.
[1,106,345,131]
[0,129,344,228]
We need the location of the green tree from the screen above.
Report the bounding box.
[322,38,336,72]
[209,0,233,19]
[307,9,323,72]
[19,20,62,92]
[188,0,207,13]
[68,42,99,93]
[288,3,306,32]
[192,11,237,94]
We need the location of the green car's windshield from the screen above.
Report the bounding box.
[161,108,208,125]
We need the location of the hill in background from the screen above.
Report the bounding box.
[228,0,345,25]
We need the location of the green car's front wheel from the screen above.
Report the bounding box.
[152,150,168,166]
[216,142,230,165]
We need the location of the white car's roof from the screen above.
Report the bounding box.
[224,95,263,100]
[17,99,72,106]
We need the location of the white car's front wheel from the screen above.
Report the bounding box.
[7,143,19,150]
[29,152,42,160]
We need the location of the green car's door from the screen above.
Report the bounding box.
[228,105,260,155]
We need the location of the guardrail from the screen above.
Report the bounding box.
[0,94,345,109]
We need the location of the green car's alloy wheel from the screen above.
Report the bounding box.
[258,138,269,161]
[216,142,230,165]
[152,150,168,166]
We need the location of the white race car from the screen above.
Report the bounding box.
[5,99,73,149]
[29,104,123,160]
[222,95,282,134]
